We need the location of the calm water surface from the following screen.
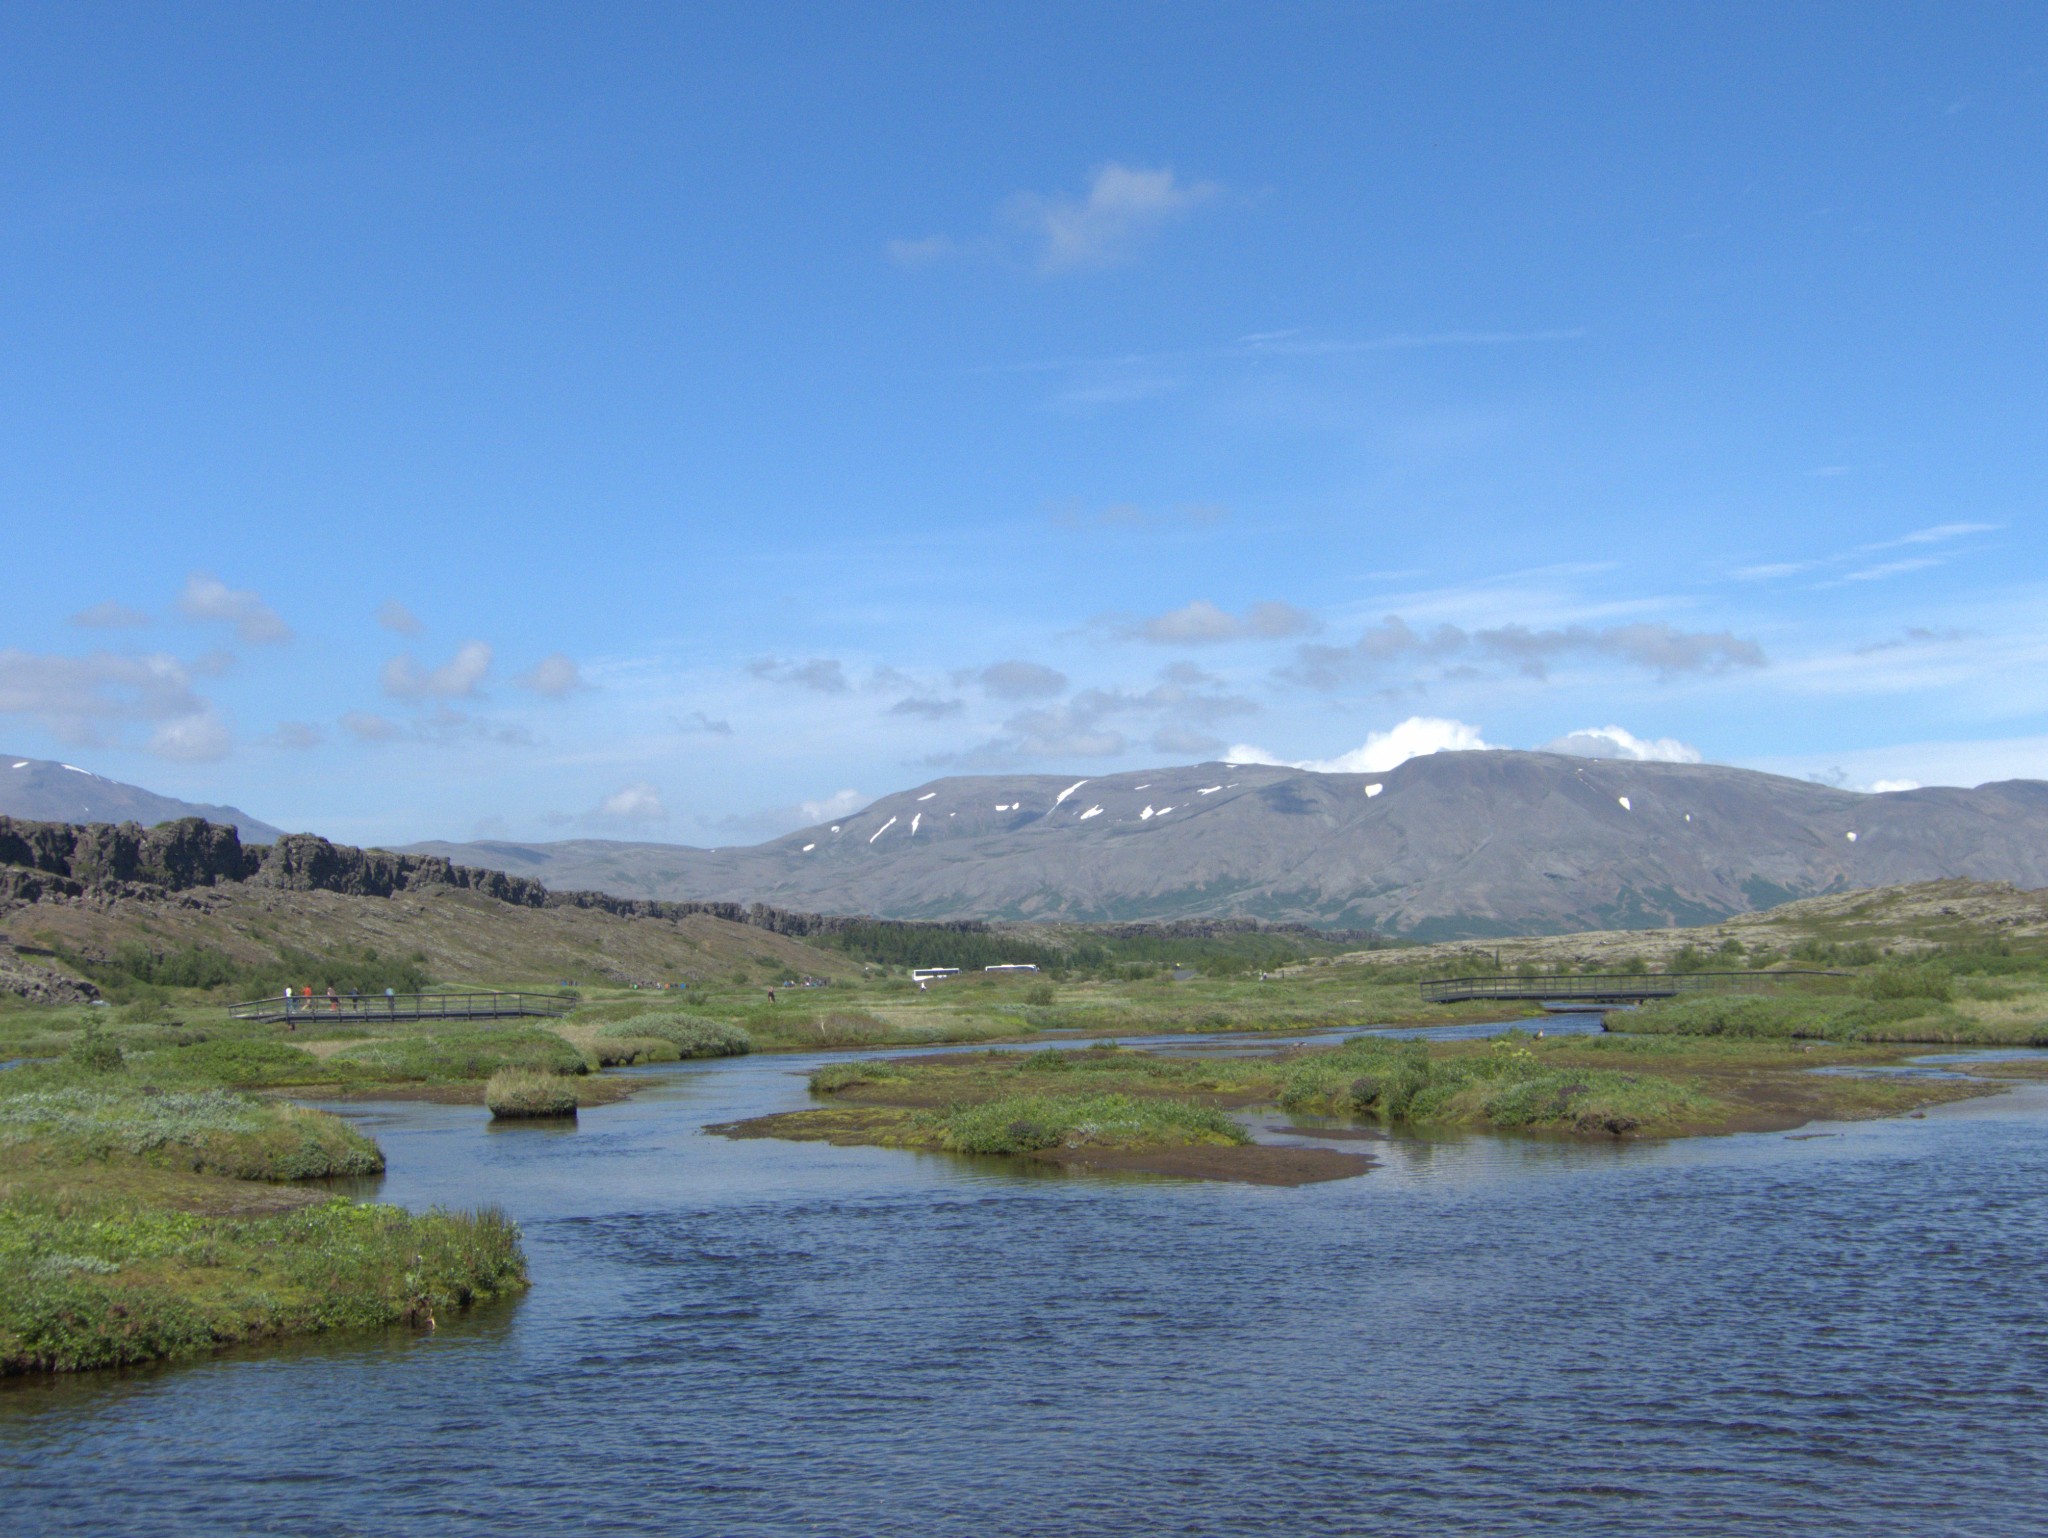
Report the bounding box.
[4,1023,2047,1536]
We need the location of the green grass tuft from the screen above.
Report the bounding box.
[484,1069,578,1120]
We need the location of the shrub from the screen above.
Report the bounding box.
[1023,982,1056,1007]
[599,1015,753,1058]
[66,1031,123,1074]
[485,1069,578,1120]
[1860,964,1954,1002]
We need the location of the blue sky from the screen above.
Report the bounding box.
[2,2,2044,843]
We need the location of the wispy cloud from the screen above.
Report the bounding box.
[1829,557,1944,586]
[747,656,851,694]
[892,163,1222,276]
[516,653,588,698]
[382,641,492,701]
[1124,599,1319,645]
[177,573,291,645]
[376,600,424,635]
[68,600,151,630]
[1284,616,1764,689]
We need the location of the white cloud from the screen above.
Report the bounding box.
[1228,716,1494,774]
[147,710,232,762]
[1863,522,1998,552]
[800,789,865,824]
[1868,778,1922,793]
[1542,726,1703,764]
[1010,164,1221,272]
[176,573,292,644]
[901,164,1221,275]
[0,648,208,747]
[382,641,492,701]
[517,653,587,699]
[377,600,424,635]
[594,782,667,826]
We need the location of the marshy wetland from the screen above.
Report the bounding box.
[8,924,2048,1532]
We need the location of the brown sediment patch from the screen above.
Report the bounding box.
[1031,1144,1371,1185]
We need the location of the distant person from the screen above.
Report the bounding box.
[282,987,295,1030]
[385,986,396,1017]
[767,988,776,1004]
[348,987,360,1012]
[327,984,340,1013]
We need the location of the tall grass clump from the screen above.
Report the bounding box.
[0,1196,526,1375]
[485,1069,578,1120]
[1277,1032,1719,1135]
[927,1093,1247,1155]
[598,1014,753,1059]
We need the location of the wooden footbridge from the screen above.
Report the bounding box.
[228,990,575,1025]
[1419,969,1846,1007]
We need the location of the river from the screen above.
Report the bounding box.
[4,1022,2047,1536]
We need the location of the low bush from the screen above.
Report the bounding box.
[131,1038,338,1088]
[65,1031,123,1074]
[598,1015,753,1059]
[1860,964,1955,1002]
[485,1069,578,1120]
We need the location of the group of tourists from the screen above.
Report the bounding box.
[279,983,398,1031]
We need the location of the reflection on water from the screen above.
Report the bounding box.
[5,1024,2048,1536]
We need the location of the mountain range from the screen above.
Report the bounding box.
[17,748,2048,939]
[0,753,282,842]
[406,751,2048,938]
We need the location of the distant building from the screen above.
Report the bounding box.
[910,967,961,983]
[983,963,1040,974]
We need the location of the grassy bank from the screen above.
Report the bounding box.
[721,1029,1998,1165]
[0,1189,524,1375]
[0,1017,539,1376]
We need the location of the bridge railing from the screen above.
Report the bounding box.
[1418,969,1847,1005]
[228,990,576,1024]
